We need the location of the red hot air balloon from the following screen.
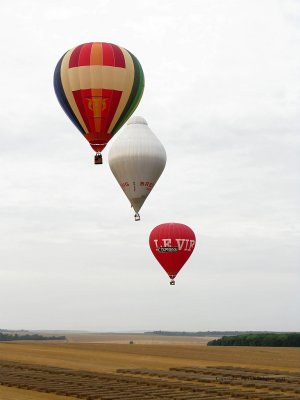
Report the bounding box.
[149,223,196,285]
[54,42,144,164]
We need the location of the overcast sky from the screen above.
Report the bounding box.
[0,0,299,332]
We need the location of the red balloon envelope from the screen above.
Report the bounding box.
[149,223,196,285]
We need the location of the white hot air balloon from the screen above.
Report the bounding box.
[108,116,167,221]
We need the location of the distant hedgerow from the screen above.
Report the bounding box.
[207,333,300,347]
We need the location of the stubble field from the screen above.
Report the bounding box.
[0,334,299,399]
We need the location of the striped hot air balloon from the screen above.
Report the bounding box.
[53,42,144,164]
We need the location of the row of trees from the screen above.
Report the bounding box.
[207,333,300,347]
[0,332,66,341]
[146,331,276,337]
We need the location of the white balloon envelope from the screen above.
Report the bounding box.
[108,116,167,220]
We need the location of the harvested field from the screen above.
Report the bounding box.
[0,341,299,399]
[0,360,300,399]
[0,342,299,372]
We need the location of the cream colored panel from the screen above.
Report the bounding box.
[107,48,134,133]
[60,50,88,133]
[68,66,128,91]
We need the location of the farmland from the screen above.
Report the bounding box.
[0,335,299,399]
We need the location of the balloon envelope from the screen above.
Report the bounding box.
[108,116,166,219]
[54,42,144,153]
[149,223,196,283]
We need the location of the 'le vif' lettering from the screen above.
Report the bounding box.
[153,238,195,252]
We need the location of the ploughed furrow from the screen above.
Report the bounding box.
[171,367,300,383]
[0,360,300,399]
[116,367,300,399]
[167,366,300,391]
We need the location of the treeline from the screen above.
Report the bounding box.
[0,332,66,341]
[207,333,300,347]
[145,331,274,337]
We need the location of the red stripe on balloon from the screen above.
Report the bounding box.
[78,42,93,67]
[69,44,84,68]
[111,44,125,68]
[69,42,126,68]
[72,89,94,134]
[102,43,115,66]
[101,90,122,134]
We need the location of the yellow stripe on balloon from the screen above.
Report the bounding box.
[91,88,103,133]
[90,42,103,66]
